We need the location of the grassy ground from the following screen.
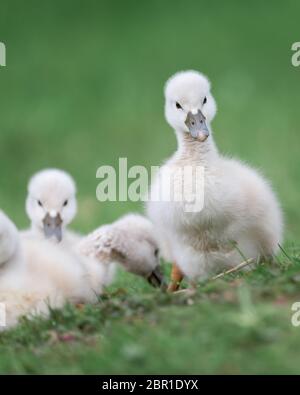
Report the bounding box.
[1,254,300,374]
[0,0,299,373]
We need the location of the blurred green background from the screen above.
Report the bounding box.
[0,0,299,237]
[0,0,299,374]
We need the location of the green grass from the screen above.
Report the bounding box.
[1,254,300,374]
[0,0,299,374]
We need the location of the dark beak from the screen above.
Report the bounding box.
[185,109,209,141]
[43,213,63,242]
[147,267,165,288]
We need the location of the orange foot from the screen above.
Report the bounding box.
[168,263,184,292]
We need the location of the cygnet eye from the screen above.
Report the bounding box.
[203,96,207,104]
[63,200,68,207]
[154,248,159,257]
[37,200,43,207]
[176,102,183,109]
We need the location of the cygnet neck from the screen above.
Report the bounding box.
[174,127,218,165]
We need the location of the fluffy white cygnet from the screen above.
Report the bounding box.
[22,168,80,246]
[0,211,106,329]
[78,214,164,288]
[147,70,283,286]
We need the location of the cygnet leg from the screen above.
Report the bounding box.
[168,263,184,292]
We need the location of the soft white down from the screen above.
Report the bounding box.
[78,214,164,288]
[0,210,106,329]
[147,70,283,281]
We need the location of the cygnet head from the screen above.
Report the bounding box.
[79,214,164,288]
[112,214,163,287]
[25,169,77,242]
[0,210,19,266]
[164,70,217,141]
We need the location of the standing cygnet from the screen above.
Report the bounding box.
[78,214,164,288]
[22,168,80,246]
[0,211,107,329]
[147,70,283,291]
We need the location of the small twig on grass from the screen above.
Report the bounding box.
[211,258,254,281]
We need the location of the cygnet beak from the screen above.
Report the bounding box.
[147,266,165,289]
[185,109,209,141]
[43,212,63,242]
